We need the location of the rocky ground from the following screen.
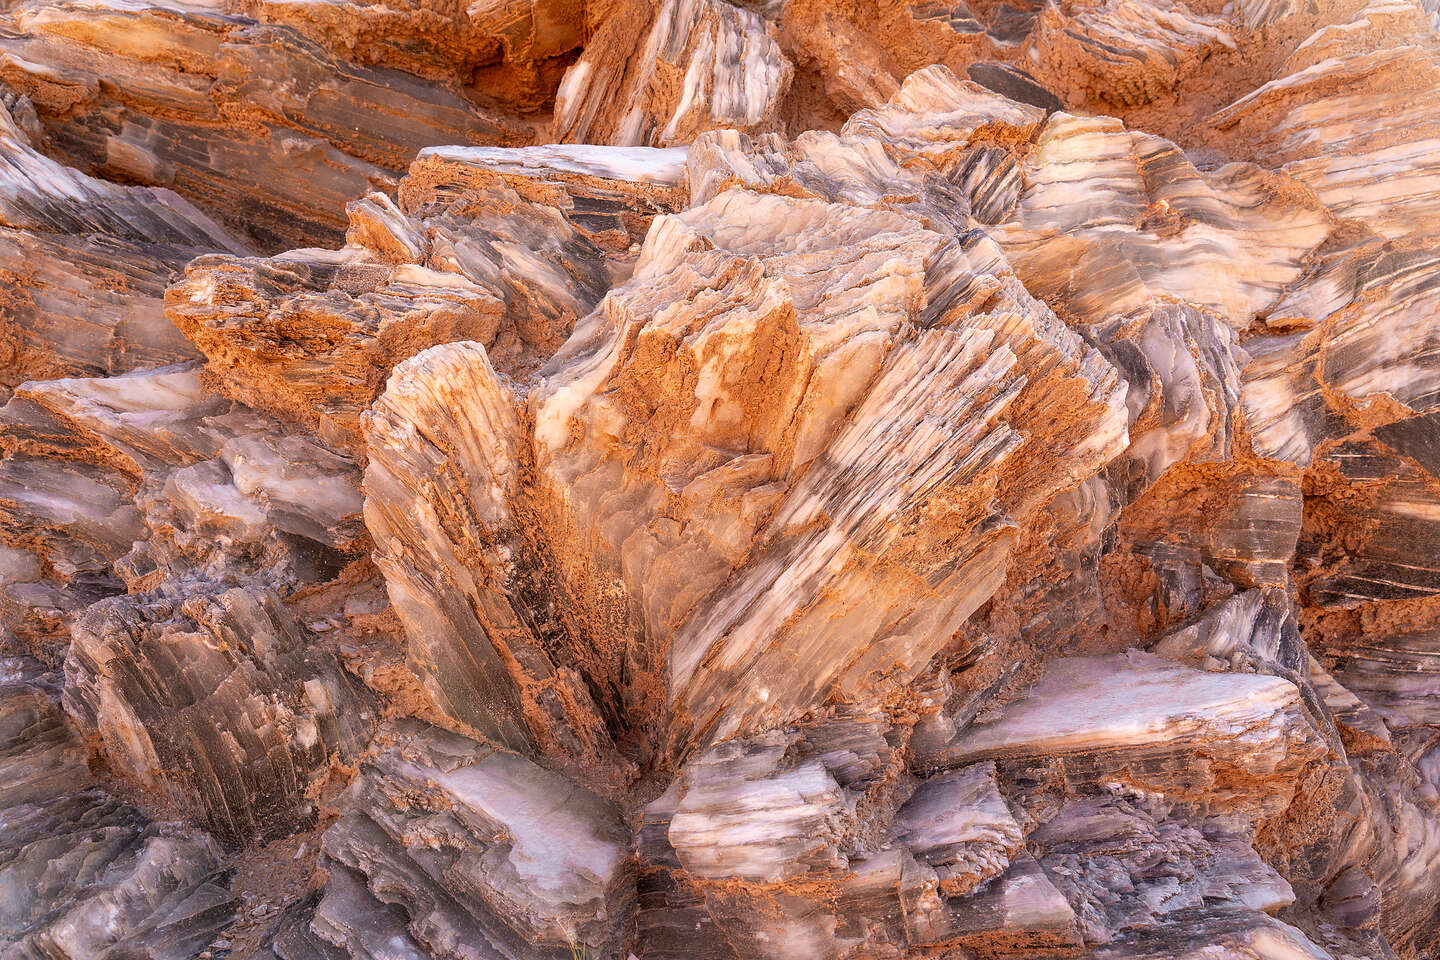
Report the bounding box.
[1,0,1439,957]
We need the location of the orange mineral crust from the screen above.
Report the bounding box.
[1,0,1438,957]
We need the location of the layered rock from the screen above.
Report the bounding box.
[1030,794,1296,943]
[635,713,992,960]
[0,361,375,845]
[362,341,617,761]
[1030,0,1235,109]
[0,96,246,394]
[1210,2,1440,240]
[685,71,1040,224]
[0,0,530,248]
[926,651,1330,819]
[554,0,793,147]
[241,0,585,109]
[1243,239,1440,467]
[988,112,1334,330]
[66,585,376,845]
[0,657,237,958]
[317,720,634,960]
[360,169,1128,762]
[167,143,688,450]
[1084,301,1248,498]
[0,364,365,652]
[3,2,1440,959]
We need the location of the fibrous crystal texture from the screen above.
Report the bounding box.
[2,0,1439,958]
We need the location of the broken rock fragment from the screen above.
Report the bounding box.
[317,720,634,960]
[0,657,237,958]
[65,584,377,845]
[2,4,1440,960]
[554,0,793,147]
[169,143,688,450]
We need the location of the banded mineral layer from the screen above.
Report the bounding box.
[1,0,1439,958]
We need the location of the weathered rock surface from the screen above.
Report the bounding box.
[0,657,237,958]
[0,96,246,395]
[358,169,1128,767]
[241,0,585,110]
[1210,2,1440,240]
[167,143,687,451]
[929,650,1329,819]
[0,363,367,663]
[0,0,531,249]
[66,584,376,845]
[318,720,634,960]
[554,0,792,147]
[0,360,375,848]
[4,0,1440,959]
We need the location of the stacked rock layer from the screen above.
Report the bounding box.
[1,0,1438,958]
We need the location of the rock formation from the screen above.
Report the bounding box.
[0,656,237,957]
[2,0,1440,958]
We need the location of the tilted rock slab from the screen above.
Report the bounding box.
[0,97,246,394]
[66,584,376,845]
[0,0,528,248]
[0,657,237,959]
[318,719,634,960]
[167,143,688,452]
